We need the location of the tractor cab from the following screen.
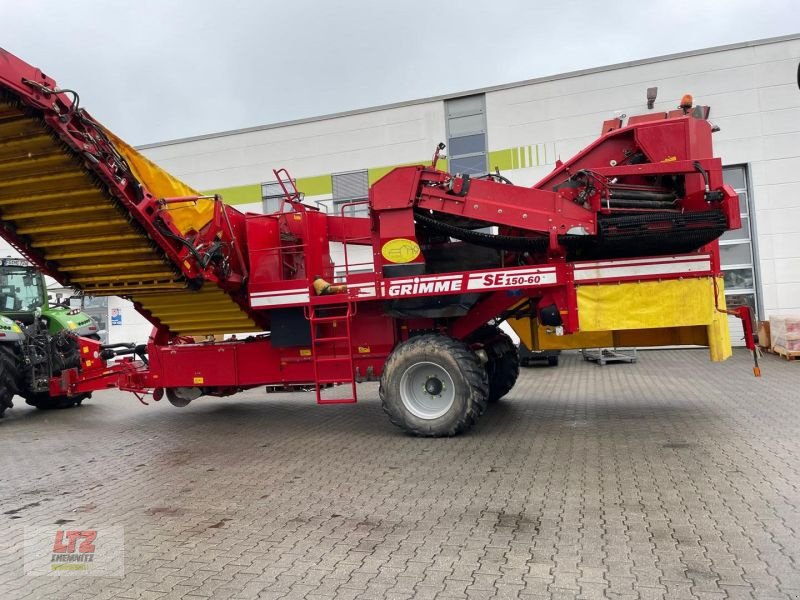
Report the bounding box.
[0,257,98,336]
[0,257,47,324]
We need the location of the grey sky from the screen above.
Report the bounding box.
[1,0,796,146]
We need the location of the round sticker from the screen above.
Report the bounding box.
[381,238,421,264]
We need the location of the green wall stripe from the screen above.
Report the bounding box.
[368,159,446,185]
[296,174,332,196]
[369,164,401,185]
[206,144,546,204]
[487,149,514,171]
[204,183,261,205]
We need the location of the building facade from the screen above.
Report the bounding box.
[4,35,798,345]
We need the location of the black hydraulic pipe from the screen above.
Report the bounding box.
[99,342,135,350]
[608,189,676,202]
[606,199,677,210]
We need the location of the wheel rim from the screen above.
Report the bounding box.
[399,361,456,420]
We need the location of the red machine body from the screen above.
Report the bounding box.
[0,48,752,430]
[61,112,740,402]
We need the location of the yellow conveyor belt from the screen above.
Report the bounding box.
[0,99,260,336]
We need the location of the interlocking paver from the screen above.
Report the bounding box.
[1,349,798,599]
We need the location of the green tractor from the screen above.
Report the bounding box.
[0,257,100,418]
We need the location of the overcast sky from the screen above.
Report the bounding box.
[1,1,796,146]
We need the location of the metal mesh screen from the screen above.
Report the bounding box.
[332,170,369,201]
[262,180,293,199]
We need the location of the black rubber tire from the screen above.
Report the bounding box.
[380,334,489,437]
[468,325,520,403]
[23,392,83,410]
[547,355,559,367]
[0,344,19,418]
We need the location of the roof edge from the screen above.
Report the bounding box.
[138,32,800,150]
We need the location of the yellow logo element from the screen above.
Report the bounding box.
[299,349,312,356]
[357,346,371,354]
[83,346,89,353]
[67,321,77,329]
[381,238,421,264]
[661,155,677,162]
[11,324,21,333]
[193,376,204,384]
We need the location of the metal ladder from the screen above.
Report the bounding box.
[308,300,357,404]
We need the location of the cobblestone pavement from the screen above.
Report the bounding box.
[0,349,798,600]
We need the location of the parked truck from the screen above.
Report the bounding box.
[0,48,754,434]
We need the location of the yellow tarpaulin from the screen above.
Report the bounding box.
[102,127,215,235]
[509,276,732,361]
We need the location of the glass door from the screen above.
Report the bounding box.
[721,166,758,345]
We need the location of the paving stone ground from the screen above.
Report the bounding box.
[0,348,798,600]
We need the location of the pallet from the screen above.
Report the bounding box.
[771,345,800,361]
[582,348,638,366]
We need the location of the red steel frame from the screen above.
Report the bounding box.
[62,249,728,400]
[0,47,751,403]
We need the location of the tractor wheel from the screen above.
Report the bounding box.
[380,334,489,437]
[23,392,81,410]
[0,344,19,418]
[468,325,520,403]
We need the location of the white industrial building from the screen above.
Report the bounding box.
[5,34,799,345]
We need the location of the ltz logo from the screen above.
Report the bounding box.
[51,530,96,570]
[24,525,123,576]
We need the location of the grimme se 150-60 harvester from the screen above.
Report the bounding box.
[0,48,755,435]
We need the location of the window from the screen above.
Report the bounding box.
[332,169,369,217]
[445,95,487,176]
[82,296,109,344]
[261,180,293,214]
[721,165,759,343]
[0,267,44,311]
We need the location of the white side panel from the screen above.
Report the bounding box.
[106,297,154,346]
[142,103,447,190]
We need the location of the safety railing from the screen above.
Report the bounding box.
[337,200,373,285]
